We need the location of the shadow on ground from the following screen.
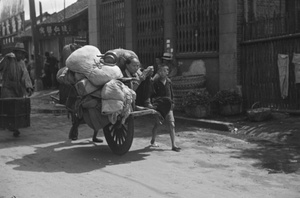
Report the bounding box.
[6,140,163,174]
[232,139,300,174]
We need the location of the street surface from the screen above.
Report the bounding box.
[0,113,299,198]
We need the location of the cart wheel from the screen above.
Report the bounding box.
[103,115,134,155]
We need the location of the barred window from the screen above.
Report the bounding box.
[99,0,125,52]
[176,0,219,54]
[136,0,164,66]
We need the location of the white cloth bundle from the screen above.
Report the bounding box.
[101,100,124,115]
[101,79,126,100]
[101,79,136,124]
[66,45,101,75]
[87,65,123,86]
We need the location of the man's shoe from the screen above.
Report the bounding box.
[172,146,181,152]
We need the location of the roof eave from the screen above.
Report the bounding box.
[62,7,88,22]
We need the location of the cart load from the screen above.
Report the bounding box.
[57,46,163,155]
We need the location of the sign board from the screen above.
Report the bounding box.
[0,12,24,37]
[0,0,24,36]
[0,0,24,22]
[37,23,76,38]
[0,0,25,48]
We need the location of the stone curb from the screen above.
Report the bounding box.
[175,115,235,132]
[30,107,235,132]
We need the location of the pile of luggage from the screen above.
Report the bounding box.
[57,45,137,124]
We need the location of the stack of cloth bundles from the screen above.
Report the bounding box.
[57,45,136,124]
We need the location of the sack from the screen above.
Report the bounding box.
[101,79,126,101]
[101,79,136,116]
[74,78,101,96]
[101,99,124,115]
[66,45,101,75]
[101,79,136,101]
[87,65,123,86]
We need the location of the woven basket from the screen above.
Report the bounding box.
[172,75,206,90]
[172,75,206,111]
[247,102,271,122]
[173,88,206,99]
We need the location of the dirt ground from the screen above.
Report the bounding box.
[0,113,299,198]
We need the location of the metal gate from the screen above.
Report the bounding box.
[175,0,219,54]
[98,0,125,53]
[241,13,300,110]
[136,0,164,67]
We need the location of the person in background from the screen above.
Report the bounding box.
[0,43,33,98]
[161,52,178,78]
[27,54,35,86]
[0,42,34,137]
[49,51,59,89]
[153,56,163,77]
[43,52,52,89]
[150,65,181,152]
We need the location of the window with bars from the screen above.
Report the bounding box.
[99,0,125,52]
[254,0,283,19]
[175,0,219,54]
[136,0,164,66]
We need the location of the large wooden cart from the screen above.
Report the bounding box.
[65,80,161,156]
[103,108,159,155]
[60,46,165,155]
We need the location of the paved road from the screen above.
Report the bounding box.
[0,113,299,198]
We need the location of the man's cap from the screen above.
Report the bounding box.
[13,42,27,53]
[162,52,173,60]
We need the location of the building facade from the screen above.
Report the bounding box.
[89,0,300,111]
[88,0,234,95]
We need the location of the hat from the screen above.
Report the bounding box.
[162,52,173,60]
[13,42,27,53]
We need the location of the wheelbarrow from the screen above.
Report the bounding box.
[64,79,164,156]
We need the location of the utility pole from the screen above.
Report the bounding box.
[39,2,43,22]
[29,0,43,91]
[64,0,66,21]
